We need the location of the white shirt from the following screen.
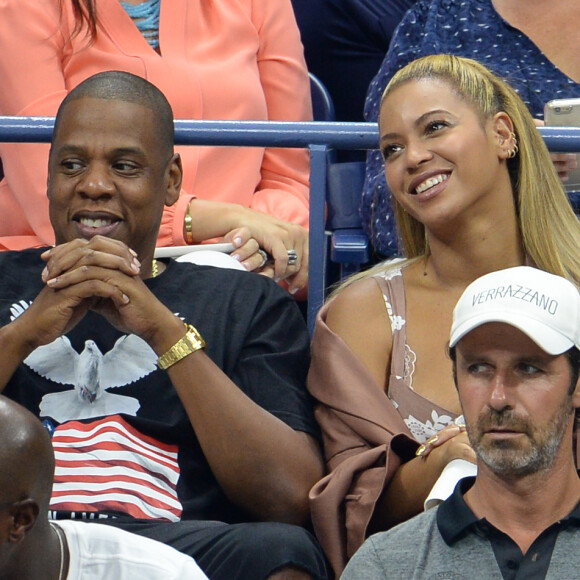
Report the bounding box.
[53,520,208,580]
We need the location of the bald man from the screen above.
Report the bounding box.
[0,395,207,580]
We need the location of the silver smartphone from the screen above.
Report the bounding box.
[544,97,580,192]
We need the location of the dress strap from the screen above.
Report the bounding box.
[373,267,408,383]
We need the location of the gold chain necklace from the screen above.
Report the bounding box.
[151,259,159,278]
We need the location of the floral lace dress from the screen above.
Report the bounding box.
[374,267,460,443]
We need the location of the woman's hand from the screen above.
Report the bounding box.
[186,199,308,295]
[224,220,308,295]
[415,423,476,467]
[371,423,476,530]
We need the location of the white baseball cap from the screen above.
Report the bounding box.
[450,266,580,355]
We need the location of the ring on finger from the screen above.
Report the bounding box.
[257,249,269,269]
[415,444,427,457]
[287,249,298,266]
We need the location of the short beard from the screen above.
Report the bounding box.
[468,397,573,478]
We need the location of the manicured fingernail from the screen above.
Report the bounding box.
[234,237,243,247]
[129,248,138,257]
[47,277,58,286]
[415,444,426,457]
[232,253,241,261]
[41,266,49,281]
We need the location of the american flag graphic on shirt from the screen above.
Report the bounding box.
[50,415,183,521]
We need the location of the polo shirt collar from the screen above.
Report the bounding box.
[437,476,478,546]
[436,474,580,546]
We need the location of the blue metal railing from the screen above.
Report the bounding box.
[2,116,580,150]
[0,117,378,147]
[1,116,579,333]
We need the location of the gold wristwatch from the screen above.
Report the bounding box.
[157,324,206,370]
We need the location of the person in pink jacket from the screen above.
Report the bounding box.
[0,0,311,293]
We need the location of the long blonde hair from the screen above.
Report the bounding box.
[339,54,580,291]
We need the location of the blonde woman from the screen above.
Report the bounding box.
[307,54,580,577]
[362,0,580,257]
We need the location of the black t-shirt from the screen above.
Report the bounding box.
[0,249,317,523]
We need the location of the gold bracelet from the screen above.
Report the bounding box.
[157,324,206,370]
[184,203,194,245]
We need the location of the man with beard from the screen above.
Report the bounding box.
[342,266,580,579]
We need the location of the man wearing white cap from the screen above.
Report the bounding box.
[341,266,580,580]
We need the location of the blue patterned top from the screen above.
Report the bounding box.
[362,0,580,257]
[121,0,161,50]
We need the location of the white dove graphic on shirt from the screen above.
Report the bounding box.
[10,300,158,422]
